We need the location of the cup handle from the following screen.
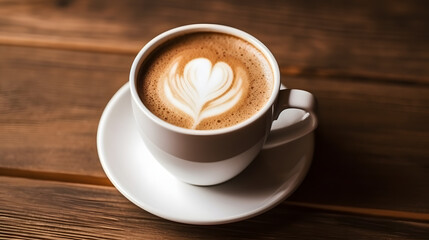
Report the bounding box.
[263,89,318,149]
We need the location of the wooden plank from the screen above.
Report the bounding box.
[0,176,428,239]
[285,75,429,213]
[0,45,131,177]
[0,0,428,81]
[1,45,428,213]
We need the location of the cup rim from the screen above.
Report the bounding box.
[129,23,281,136]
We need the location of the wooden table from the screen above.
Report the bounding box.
[1,0,428,238]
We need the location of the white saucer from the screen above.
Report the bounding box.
[97,83,314,225]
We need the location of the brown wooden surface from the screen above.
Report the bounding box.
[1,0,429,238]
[1,177,428,240]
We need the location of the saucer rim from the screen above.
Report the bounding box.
[97,83,314,225]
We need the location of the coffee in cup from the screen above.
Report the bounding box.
[137,32,273,130]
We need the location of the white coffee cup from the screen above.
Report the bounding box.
[130,24,317,186]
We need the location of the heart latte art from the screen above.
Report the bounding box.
[164,58,246,129]
[139,32,273,130]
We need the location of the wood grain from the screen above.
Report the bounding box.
[1,176,428,239]
[1,0,429,237]
[0,0,428,81]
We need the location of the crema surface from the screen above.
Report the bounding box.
[138,32,273,130]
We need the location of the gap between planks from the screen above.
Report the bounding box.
[0,167,112,187]
[1,35,428,86]
[0,35,139,55]
[1,167,428,223]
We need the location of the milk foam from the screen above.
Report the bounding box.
[139,32,273,130]
[164,57,245,129]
